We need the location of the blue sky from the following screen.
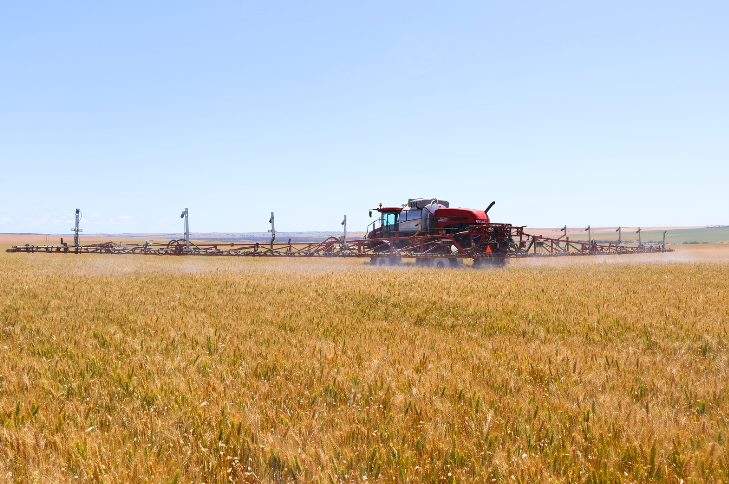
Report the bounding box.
[1,2,727,234]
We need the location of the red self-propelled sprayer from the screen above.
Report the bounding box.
[6,198,672,267]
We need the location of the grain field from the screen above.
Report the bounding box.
[0,245,728,483]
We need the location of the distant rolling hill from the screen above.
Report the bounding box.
[528,226,729,245]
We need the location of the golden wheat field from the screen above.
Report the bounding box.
[1,244,728,483]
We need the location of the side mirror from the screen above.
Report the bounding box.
[369,210,372,218]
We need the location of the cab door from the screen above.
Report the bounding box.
[380,212,399,238]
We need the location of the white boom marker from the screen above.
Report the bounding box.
[268,212,276,251]
[72,208,83,248]
[180,208,190,249]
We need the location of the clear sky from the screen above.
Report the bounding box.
[1,2,727,234]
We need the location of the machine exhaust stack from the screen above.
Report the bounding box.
[485,201,496,215]
[616,226,622,246]
[637,227,642,247]
[341,215,347,245]
[585,225,591,251]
